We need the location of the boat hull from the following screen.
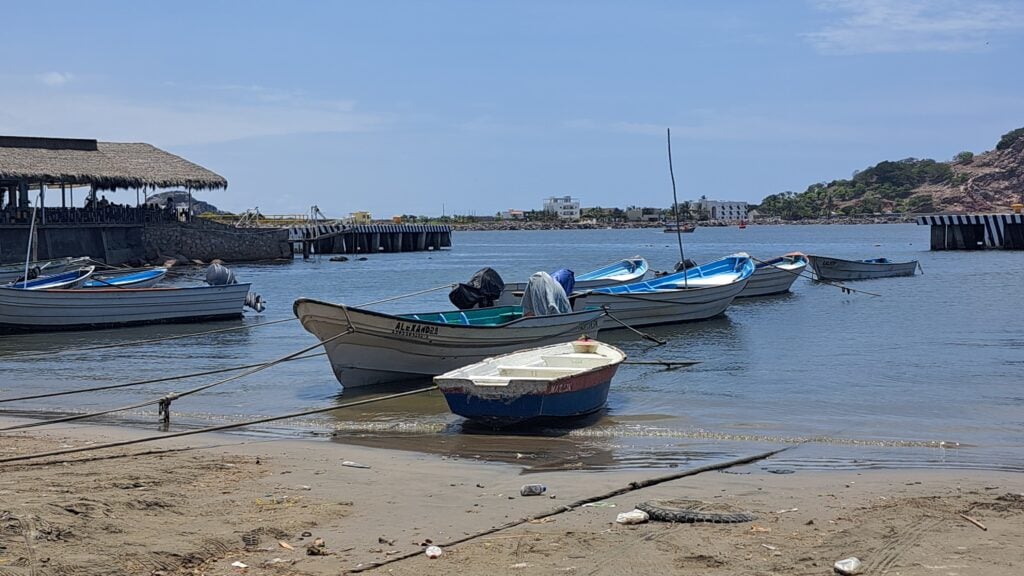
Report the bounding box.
[738,259,807,297]
[294,299,605,388]
[807,255,918,281]
[439,373,613,426]
[577,279,745,327]
[435,340,624,426]
[0,283,251,333]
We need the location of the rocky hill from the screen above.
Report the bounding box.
[757,127,1024,218]
[144,190,225,215]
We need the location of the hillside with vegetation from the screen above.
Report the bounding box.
[756,127,1024,219]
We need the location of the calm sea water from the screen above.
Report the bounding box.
[2,224,1022,473]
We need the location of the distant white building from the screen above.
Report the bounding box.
[543,196,581,221]
[693,199,748,222]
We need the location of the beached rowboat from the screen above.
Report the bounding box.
[573,255,753,328]
[806,255,918,281]
[436,338,625,427]
[293,299,605,388]
[0,283,253,333]
[737,252,808,297]
[496,256,648,306]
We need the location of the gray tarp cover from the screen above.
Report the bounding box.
[521,271,571,316]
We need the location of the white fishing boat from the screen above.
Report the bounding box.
[495,256,648,306]
[0,257,90,284]
[81,267,167,289]
[436,338,626,427]
[4,267,95,290]
[806,255,919,281]
[0,283,253,333]
[573,255,753,328]
[736,252,808,297]
[293,299,605,388]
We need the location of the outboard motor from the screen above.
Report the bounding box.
[205,260,266,313]
[672,258,698,273]
[205,260,237,286]
[448,267,505,310]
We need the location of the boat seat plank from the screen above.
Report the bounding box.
[497,365,584,377]
[541,355,609,369]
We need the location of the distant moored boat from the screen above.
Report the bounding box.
[806,255,918,281]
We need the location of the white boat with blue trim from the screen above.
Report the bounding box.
[81,267,167,289]
[573,255,754,328]
[496,256,648,306]
[436,338,625,427]
[4,267,95,290]
[0,256,89,284]
[737,252,808,297]
[294,299,605,388]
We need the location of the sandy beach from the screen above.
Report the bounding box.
[0,417,1019,575]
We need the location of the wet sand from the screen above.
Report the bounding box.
[0,417,1020,575]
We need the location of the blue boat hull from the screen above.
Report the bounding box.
[441,380,612,427]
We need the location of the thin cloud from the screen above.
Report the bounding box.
[803,0,1024,54]
[37,72,74,86]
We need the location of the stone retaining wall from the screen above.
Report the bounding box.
[143,220,291,262]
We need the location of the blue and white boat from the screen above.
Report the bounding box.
[737,252,808,297]
[574,255,754,327]
[0,256,89,284]
[435,338,625,427]
[4,266,95,290]
[496,256,648,306]
[81,267,167,289]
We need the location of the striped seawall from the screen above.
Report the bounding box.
[916,213,1024,250]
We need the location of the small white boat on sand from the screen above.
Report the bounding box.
[806,255,918,281]
[436,338,626,427]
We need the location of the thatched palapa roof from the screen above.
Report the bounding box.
[0,136,227,191]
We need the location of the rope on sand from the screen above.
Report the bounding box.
[346,446,792,573]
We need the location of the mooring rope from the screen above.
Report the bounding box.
[0,385,438,465]
[601,308,666,345]
[0,330,352,432]
[0,352,327,404]
[347,446,791,573]
[750,256,881,297]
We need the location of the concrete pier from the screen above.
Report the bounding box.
[917,214,1024,250]
[288,223,452,256]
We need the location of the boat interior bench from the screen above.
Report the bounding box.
[497,365,583,378]
[540,353,609,368]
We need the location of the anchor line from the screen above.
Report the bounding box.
[0,329,354,432]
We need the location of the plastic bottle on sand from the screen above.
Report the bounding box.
[520,484,547,496]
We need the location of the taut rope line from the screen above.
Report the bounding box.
[0,329,353,432]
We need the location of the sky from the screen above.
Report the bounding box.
[3,0,1023,217]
